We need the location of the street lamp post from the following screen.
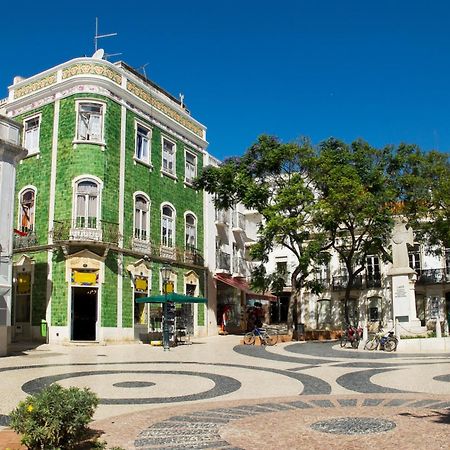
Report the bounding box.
[161,265,172,351]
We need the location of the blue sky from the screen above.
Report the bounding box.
[2,0,450,159]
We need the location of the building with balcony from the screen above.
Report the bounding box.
[203,154,276,334]
[4,54,208,344]
[265,237,450,334]
[0,116,27,355]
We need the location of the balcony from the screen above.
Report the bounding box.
[13,231,38,250]
[417,268,450,285]
[131,238,152,255]
[52,219,120,245]
[231,211,246,232]
[183,247,204,266]
[332,275,363,291]
[216,250,231,272]
[157,245,204,266]
[215,209,229,227]
[232,256,247,276]
[366,275,382,288]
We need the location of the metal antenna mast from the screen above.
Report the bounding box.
[94,17,118,52]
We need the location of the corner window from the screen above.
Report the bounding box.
[134,195,149,241]
[19,188,36,233]
[185,213,196,249]
[161,205,175,247]
[162,137,175,175]
[76,102,104,143]
[74,179,100,228]
[135,124,151,164]
[185,151,197,184]
[23,116,40,155]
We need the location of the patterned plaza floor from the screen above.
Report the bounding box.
[0,336,448,449]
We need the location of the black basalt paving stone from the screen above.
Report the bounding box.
[234,344,333,365]
[310,399,335,408]
[310,417,396,435]
[434,374,450,382]
[384,398,410,407]
[286,400,314,409]
[427,402,450,409]
[167,416,229,424]
[362,398,385,406]
[337,399,358,407]
[407,399,444,408]
[0,414,10,426]
[113,381,156,388]
[21,369,241,405]
[336,368,409,394]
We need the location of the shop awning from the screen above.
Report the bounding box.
[214,273,277,302]
[135,293,207,304]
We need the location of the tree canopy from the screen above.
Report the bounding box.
[196,134,450,329]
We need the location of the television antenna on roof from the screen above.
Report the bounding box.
[94,17,118,52]
[138,63,149,78]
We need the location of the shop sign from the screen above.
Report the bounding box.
[17,273,31,294]
[72,270,98,286]
[135,276,148,293]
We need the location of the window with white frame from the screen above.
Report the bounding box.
[19,188,36,233]
[366,255,381,286]
[23,116,40,155]
[408,244,421,273]
[162,137,175,175]
[185,151,197,184]
[134,195,149,241]
[185,213,196,250]
[135,124,151,164]
[161,205,175,247]
[76,102,104,142]
[74,179,100,228]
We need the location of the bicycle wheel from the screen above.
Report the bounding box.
[340,336,347,347]
[243,332,255,345]
[384,337,397,352]
[263,333,277,346]
[364,337,378,351]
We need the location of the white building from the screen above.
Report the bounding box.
[0,114,27,355]
[265,233,450,335]
[203,154,275,335]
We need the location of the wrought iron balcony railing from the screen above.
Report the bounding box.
[416,268,450,284]
[52,219,120,245]
[332,275,364,291]
[215,209,229,226]
[231,211,246,232]
[216,250,231,272]
[13,231,38,249]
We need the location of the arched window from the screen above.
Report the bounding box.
[19,188,36,233]
[74,179,100,228]
[185,213,196,250]
[161,205,175,247]
[134,195,149,241]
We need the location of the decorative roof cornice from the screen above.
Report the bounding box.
[7,57,206,144]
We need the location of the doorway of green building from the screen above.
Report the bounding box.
[71,287,97,341]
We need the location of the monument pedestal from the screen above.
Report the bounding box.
[388,268,426,335]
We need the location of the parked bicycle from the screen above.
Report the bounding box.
[364,330,398,352]
[340,324,363,349]
[243,327,277,346]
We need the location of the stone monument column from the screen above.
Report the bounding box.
[387,219,424,334]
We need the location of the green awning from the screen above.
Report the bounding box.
[135,292,207,304]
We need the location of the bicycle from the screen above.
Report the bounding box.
[243,327,277,346]
[364,330,398,352]
[339,324,363,349]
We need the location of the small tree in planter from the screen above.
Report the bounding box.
[9,383,98,449]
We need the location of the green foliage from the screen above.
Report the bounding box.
[9,384,98,450]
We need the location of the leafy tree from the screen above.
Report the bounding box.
[390,145,450,251]
[310,138,397,325]
[195,135,331,331]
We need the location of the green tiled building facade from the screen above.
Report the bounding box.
[6,57,208,343]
